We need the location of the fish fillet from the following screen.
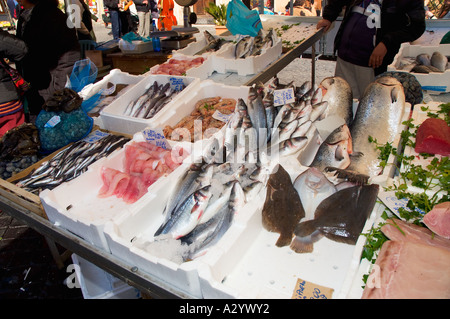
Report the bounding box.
[423,202,450,239]
[381,218,450,252]
[362,240,450,299]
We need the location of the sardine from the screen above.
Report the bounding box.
[262,164,305,247]
[290,184,379,253]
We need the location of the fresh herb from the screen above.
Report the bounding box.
[371,104,450,224]
[203,103,214,111]
[361,209,390,263]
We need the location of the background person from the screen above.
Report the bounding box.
[0,30,28,136]
[15,0,80,118]
[317,0,426,99]
[104,0,122,39]
[134,0,151,37]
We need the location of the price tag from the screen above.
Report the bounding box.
[169,77,185,92]
[273,87,295,106]
[82,130,110,143]
[44,115,61,128]
[142,128,170,150]
[378,189,425,219]
[291,278,334,299]
[212,110,232,123]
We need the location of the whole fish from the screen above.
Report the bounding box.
[430,51,448,72]
[262,164,305,247]
[154,184,212,239]
[247,86,268,149]
[290,184,379,253]
[319,76,353,125]
[278,136,308,157]
[194,30,229,55]
[416,53,431,66]
[235,35,254,59]
[345,76,405,179]
[293,167,337,219]
[310,124,352,172]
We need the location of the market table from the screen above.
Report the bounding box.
[0,27,340,299]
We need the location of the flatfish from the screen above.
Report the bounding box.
[262,164,305,247]
[290,183,379,253]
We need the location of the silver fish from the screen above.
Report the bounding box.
[278,136,308,157]
[195,30,230,55]
[346,76,405,178]
[247,86,268,149]
[430,51,448,72]
[310,124,352,172]
[319,76,353,125]
[154,184,212,239]
[235,35,254,59]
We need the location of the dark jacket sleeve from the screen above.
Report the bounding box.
[0,30,28,62]
[322,0,352,22]
[379,0,426,54]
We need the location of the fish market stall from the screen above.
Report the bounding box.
[1,13,449,300]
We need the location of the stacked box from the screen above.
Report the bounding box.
[388,43,450,94]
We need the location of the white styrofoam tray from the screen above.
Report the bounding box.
[102,137,273,298]
[154,79,250,141]
[197,161,383,299]
[389,43,450,94]
[78,68,144,102]
[99,74,200,135]
[211,36,282,76]
[71,254,141,299]
[40,133,193,252]
[148,54,215,81]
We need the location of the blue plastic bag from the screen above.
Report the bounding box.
[226,0,262,37]
[67,59,98,93]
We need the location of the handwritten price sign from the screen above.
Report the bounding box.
[291,278,334,299]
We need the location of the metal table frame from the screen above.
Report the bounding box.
[0,27,325,299]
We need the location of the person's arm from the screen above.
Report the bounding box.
[317,0,348,32]
[0,30,27,62]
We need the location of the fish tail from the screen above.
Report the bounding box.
[290,230,323,253]
[275,234,294,248]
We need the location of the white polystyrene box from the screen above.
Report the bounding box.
[99,74,200,135]
[71,254,141,299]
[212,37,282,76]
[197,160,383,299]
[103,161,205,298]
[389,43,450,94]
[78,68,144,101]
[40,135,191,252]
[153,79,250,140]
[148,54,215,81]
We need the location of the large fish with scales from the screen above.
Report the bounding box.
[327,76,405,183]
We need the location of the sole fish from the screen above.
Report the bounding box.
[290,183,379,253]
[262,164,305,247]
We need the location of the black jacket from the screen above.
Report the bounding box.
[323,0,426,74]
[16,1,79,91]
[0,30,28,104]
[133,0,157,13]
